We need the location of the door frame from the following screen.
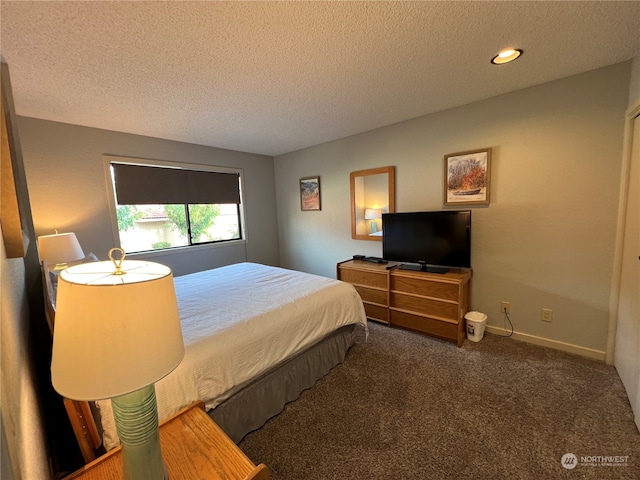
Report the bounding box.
[606,102,640,364]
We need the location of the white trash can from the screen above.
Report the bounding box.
[465,311,487,342]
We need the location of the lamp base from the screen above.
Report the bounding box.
[112,384,167,480]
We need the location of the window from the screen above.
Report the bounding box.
[107,158,245,254]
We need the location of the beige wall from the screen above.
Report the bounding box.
[274,62,631,357]
[17,119,280,276]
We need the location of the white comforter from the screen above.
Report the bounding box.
[98,262,367,449]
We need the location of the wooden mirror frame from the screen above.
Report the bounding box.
[350,166,395,241]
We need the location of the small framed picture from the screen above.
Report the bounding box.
[300,176,321,211]
[444,148,492,206]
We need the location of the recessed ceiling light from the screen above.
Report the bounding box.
[491,49,523,65]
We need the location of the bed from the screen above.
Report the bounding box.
[44,261,367,459]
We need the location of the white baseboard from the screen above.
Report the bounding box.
[484,325,606,361]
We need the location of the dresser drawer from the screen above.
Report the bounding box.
[354,285,388,306]
[390,292,458,320]
[390,275,459,302]
[364,303,389,324]
[339,268,388,289]
[390,310,458,341]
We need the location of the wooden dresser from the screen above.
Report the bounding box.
[338,259,471,346]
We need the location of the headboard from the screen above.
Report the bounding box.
[42,262,104,463]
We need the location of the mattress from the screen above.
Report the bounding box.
[97,262,367,449]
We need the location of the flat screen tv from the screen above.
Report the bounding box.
[382,210,471,273]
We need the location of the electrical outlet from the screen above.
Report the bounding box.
[501,301,510,314]
[541,308,553,322]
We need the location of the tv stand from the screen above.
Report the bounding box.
[337,260,471,346]
[400,263,449,274]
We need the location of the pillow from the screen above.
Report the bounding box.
[96,400,120,450]
[48,253,100,305]
[69,252,99,266]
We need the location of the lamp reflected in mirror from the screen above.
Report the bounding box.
[364,208,382,234]
[37,231,84,269]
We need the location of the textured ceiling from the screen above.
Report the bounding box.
[1,1,639,156]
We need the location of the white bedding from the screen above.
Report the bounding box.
[97,262,367,449]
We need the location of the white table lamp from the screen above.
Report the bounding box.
[364,208,382,234]
[37,232,85,267]
[51,248,184,480]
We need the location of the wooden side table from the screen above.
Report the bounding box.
[63,401,269,480]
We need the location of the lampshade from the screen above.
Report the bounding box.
[364,208,382,220]
[51,257,184,401]
[37,232,85,266]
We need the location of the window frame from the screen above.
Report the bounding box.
[103,155,247,259]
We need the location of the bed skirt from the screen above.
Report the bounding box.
[209,324,358,443]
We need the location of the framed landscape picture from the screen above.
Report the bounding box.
[300,176,321,211]
[444,148,492,206]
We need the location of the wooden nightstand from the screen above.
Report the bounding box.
[63,401,269,480]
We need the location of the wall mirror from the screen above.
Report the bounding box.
[350,166,395,241]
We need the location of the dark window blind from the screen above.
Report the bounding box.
[112,164,240,205]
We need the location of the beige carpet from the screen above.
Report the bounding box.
[239,322,640,479]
